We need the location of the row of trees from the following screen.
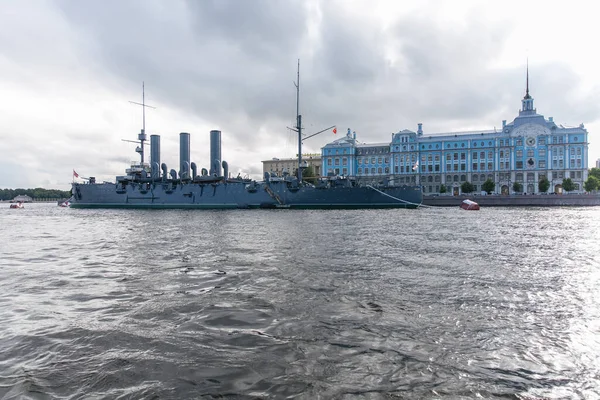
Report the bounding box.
[0,188,71,201]
[584,168,600,192]
[440,176,580,195]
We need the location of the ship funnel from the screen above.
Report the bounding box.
[201,168,208,176]
[150,134,161,179]
[161,163,168,181]
[179,132,190,180]
[210,130,222,176]
[222,160,229,179]
[212,159,221,176]
[191,162,197,179]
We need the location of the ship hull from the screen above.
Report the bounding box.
[70,181,422,210]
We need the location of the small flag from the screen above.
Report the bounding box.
[333,127,337,134]
[73,169,79,178]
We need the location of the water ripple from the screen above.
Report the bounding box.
[0,203,599,399]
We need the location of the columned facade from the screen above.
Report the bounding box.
[321,78,589,194]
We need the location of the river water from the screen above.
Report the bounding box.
[1,203,599,399]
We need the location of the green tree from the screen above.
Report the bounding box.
[562,178,575,193]
[584,176,599,192]
[512,181,523,193]
[439,184,447,194]
[538,176,550,193]
[302,165,316,184]
[482,179,495,194]
[460,181,474,193]
[589,167,600,181]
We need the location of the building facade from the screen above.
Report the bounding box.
[322,80,589,195]
[262,154,321,177]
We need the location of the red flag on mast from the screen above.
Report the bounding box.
[73,170,79,178]
[333,127,337,134]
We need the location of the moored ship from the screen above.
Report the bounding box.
[70,66,422,210]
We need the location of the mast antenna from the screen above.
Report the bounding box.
[129,82,156,164]
[294,59,303,182]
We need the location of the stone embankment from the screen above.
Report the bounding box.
[422,193,600,207]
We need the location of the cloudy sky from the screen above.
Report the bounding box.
[1,0,598,189]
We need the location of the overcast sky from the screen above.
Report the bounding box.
[1,0,598,189]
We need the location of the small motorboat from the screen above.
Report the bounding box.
[9,201,24,209]
[59,200,70,207]
[460,199,480,210]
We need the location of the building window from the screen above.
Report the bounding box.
[435,165,440,172]
[480,152,485,159]
[539,161,546,169]
[480,163,485,170]
[371,157,376,164]
[342,157,347,165]
[487,162,493,170]
[446,175,452,182]
[473,174,479,182]
[358,168,362,174]
[461,153,466,160]
[371,167,376,174]
[516,139,523,146]
[527,173,535,182]
[335,158,340,166]
[428,165,433,172]
[378,167,383,174]
[460,175,466,181]
[446,154,451,161]
[461,164,466,171]
[454,153,458,160]
[516,150,523,157]
[454,175,459,182]
[527,150,534,157]
[539,137,546,145]
[473,163,478,170]
[516,161,523,169]
[435,175,440,182]
[516,173,523,182]
[453,164,458,171]
[343,168,348,175]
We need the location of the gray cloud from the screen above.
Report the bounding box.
[1,0,598,189]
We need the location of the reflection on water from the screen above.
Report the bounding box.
[0,203,599,399]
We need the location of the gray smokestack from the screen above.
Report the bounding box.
[179,132,190,180]
[210,130,222,176]
[150,134,161,179]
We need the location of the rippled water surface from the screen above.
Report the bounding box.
[1,203,599,399]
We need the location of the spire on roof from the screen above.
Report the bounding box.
[524,58,531,100]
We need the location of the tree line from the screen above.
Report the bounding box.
[439,168,600,195]
[0,188,71,201]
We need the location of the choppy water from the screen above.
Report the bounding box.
[1,203,599,399]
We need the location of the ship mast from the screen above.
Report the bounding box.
[129,82,155,164]
[294,59,303,182]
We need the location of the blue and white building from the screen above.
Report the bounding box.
[321,74,589,195]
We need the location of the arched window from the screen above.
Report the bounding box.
[460,175,466,181]
[454,175,459,182]
[480,174,485,182]
[435,175,440,182]
[473,175,479,182]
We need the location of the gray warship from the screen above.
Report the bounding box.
[71,67,422,210]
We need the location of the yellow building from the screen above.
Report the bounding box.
[262,154,322,177]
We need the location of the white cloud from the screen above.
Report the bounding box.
[0,0,598,190]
